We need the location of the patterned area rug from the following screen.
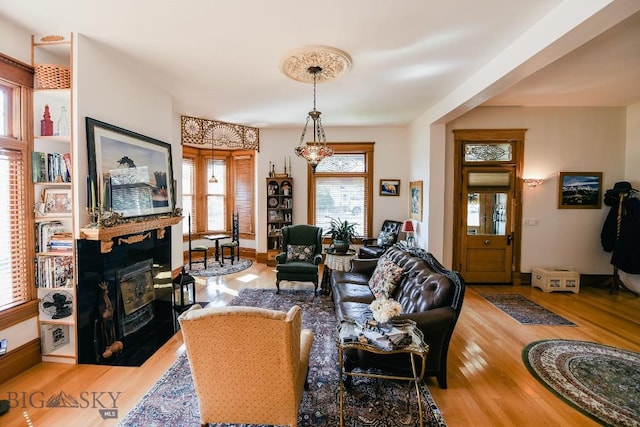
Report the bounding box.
[479,293,576,325]
[523,339,640,427]
[118,289,446,427]
[185,257,252,276]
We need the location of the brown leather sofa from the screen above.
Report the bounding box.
[330,245,465,388]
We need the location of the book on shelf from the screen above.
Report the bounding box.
[36,221,68,252]
[48,232,73,252]
[32,151,71,183]
[40,323,70,354]
[36,255,73,288]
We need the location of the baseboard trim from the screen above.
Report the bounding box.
[0,338,41,385]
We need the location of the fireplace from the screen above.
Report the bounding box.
[77,226,175,366]
[116,259,155,336]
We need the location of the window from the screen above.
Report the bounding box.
[0,56,33,313]
[181,157,195,234]
[181,146,254,238]
[206,158,226,230]
[309,143,374,238]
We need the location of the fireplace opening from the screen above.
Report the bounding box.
[116,259,155,337]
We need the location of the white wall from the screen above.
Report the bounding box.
[255,125,409,254]
[446,106,627,274]
[74,34,182,270]
[626,103,640,185]
[0,15,30,63]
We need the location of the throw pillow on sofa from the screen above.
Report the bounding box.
[286,244,315,262]
[377,231,394,246]
[368,257,404,298]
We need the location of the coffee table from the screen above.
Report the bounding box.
[336,318,429,427]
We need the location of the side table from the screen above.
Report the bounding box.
[336,319,429,427]
[320,249,356,295]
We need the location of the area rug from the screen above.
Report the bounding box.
[185,257,252,277]
[523,339,640,427]
[479,293,576,325]
[118,289,446,427]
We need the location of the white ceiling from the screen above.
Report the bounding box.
[1,0,639,128]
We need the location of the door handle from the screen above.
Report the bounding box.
[484,239,490,245]
[507,234,513,245]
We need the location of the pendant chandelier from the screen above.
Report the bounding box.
[295,66,333,172]
[208,140,218,183]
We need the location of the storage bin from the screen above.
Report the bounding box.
[35,64,71,89]
[531,267,580,293]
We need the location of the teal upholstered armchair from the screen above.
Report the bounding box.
[275,224,323,295]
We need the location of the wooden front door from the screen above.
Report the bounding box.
[460,167,515,282]
[452,129,525,284]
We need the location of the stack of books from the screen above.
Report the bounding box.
[49,232,73,252]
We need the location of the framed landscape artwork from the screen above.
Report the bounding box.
[379,179,400,196]
[409,180,423,221]
[86,117,175,218]
[557,171,602,209]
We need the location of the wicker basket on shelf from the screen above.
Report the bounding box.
[34,64,71,89]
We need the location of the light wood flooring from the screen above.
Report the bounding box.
[1,260,639,427]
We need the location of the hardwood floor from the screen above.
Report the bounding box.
[1,260,639,427]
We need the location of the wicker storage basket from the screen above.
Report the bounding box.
[34,64,71,89]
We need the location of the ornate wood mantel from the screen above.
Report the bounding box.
[80,216,182,253]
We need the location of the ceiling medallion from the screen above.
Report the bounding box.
[280,45,352,83]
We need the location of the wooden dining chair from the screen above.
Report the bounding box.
[188,213,208,269]
[221,212,239,266]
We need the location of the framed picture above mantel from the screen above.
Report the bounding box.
[86,117,175,219]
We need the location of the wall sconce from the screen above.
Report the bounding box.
[524,178,544,188]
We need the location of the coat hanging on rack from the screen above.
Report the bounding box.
[601,181,640,274]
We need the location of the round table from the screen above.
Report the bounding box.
[321,249,357,295]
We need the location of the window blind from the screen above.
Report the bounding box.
[0,148,29,309]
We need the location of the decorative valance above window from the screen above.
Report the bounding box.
[180,115,260,151]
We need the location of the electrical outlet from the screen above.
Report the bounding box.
[0,338,6,356]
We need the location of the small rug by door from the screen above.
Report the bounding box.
[118,289,446,427]
[185,257,252,277]
[523,339,640,427]
[479,293,576,325]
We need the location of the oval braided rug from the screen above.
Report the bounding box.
[523,339,640,427]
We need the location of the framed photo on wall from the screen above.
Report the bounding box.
[409,180,423,221]
[557,171,603,209]
[379,179,400,196]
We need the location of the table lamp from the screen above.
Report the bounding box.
[402,220,415,247]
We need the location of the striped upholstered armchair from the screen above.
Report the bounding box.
[178,305,314,427]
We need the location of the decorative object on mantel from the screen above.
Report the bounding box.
[180,115,260,151]
[281,45,351,173]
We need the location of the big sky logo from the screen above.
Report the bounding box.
[4,390,121,419]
